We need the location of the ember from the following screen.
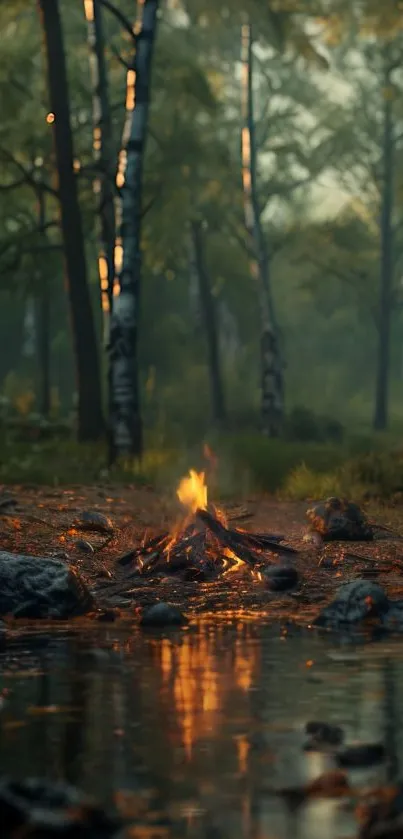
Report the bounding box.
[118,470,298,584]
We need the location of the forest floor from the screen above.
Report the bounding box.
[2,484,403,626]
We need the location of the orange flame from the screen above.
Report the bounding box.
[177,469,207,514]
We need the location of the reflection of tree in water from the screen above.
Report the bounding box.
[1,630,403,838]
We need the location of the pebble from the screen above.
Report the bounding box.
[263,565,299,592]
[336,743,385,768]
[304,720,344,749]
[74,511,114,534]
[74,539,95,554]
[140,602,188,628]
[0,777,122,836]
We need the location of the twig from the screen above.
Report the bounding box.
[99,0,136,42]
[0,146,58,198]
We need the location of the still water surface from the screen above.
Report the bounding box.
[0,621,402,838]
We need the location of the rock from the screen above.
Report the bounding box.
[96,608,120,623]
[306,497,373,541]
[304,721,344,750]
[276,770,350,808]
[74,539,95,554]
[314,580,389,629]
[74,510,114,534]
[302,531,323,547]
[0,777,122,837]
[0,552,94,619]
[140,602,188,628]
[357,784,403,838]
[336,743,386,769]
[380,600,403,633]
[263,564,299,592]
[0,498,17,512]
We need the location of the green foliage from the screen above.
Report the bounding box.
[2,0,403,473]
[284,406,344,442]
[284,448,403,501]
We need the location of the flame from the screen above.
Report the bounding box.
[222,547,245,575]
[177,469,207,514]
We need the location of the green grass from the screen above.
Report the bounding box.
[0,425,402,504]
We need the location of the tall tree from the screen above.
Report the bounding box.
[240,21,284,437]
[189,218,226,426]
[374,53,395,430]
[108,0,159,462]
[38,0,104,441]
[34,185,51,417]
[84,0,116,344]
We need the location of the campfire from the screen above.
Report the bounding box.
[118,470,298,583]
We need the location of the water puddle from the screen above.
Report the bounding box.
[0,621,401,837]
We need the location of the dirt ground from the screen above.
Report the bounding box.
[2,484,403,624]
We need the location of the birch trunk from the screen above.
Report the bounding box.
[240,22,284,437]
[373,64,394,431]
[190,220,226,426]
[38,0,104,441]
[84,0,116,343]
[108,0,159,461]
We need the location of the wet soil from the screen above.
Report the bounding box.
[1,484,403,624]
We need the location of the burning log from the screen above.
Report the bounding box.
[196,508,297,564]
[116,469,299,583]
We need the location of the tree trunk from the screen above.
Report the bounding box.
[84,0,116,343]
[373,66,394,431]
[190,219,226,426]
[38,0,104,441]
[34,188,51,418]
[240,21,284,437]
[35,278,51,418]
[108,0,159,462]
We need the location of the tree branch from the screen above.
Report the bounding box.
[0,176,29,192]
[108,42,130,70]
[0,147,58,198]
[99,0,136,42]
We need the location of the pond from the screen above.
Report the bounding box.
[0,620,401,838]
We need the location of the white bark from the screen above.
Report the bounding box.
[109,0,159,459]
[84,0,116,346]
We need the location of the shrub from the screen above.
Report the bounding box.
[284,406,344,443]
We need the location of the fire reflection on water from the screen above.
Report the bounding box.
[154,624,259,761]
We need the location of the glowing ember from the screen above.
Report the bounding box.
[177,470,207,515]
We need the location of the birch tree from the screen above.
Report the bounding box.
[108,0,159,462]
[83,0,116,345]
[240,22,284,437]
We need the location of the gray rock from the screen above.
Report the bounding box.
[314,580,389,629]
[304,721,344,750]
[381,599,403,632]
[263,565,299,592]
[140,602,188,628]
[306,497,373,541]
[0,552,94,619]
[336,743,385,768]
[74,510,114,533]
[0,777,122,836]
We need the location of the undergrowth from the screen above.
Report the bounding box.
[0,424,402,503]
